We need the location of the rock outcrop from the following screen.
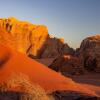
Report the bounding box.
[49,55,84,75]
[0,17,74,58]
[40,37,74,58]
[0,17,49,58]
[77,35,100,72]
[49,34,100,74]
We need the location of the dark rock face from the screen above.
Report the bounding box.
[49,35,100,74]
[41,37,75,58]
[77,35,100,72]
[50,91,99,100]
[49,55,84,75]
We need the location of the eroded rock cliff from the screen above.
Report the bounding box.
[40,37,74,58]
[77,35,100,72]
[0,17,49,58]
[0,17,74,58]
[49,35,100,74]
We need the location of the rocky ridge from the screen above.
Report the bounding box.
[0,17,74,58]
[0,17,100,73]
[49,35,100,74]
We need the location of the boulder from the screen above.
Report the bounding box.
[77,35,100,72]
[41,37,75,58]
[49,55,84,75]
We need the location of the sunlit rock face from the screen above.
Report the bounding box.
[0,17,49,58]
[77,35,100,72]
[0,17,74,58]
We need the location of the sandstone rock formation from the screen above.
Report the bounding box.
[40,37,74,58]
[49,55,84,75]
[0,17,49,58]
[77,35,100,72]
[48,35,100,74]
[0,17,74,58]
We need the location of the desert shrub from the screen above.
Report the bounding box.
[0,73,50,100]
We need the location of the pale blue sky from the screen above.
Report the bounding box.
[0,0,100,48]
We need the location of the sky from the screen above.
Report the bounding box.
[0,0,100,48]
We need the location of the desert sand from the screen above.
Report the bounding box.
[0,43,99,97]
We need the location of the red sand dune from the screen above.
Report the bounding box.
[0,43,97,96]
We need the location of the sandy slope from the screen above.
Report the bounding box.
[0,44,98,96]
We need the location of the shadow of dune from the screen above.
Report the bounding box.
[0,53,11,68]
[68,73,100,87]
[0,45,12,68]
